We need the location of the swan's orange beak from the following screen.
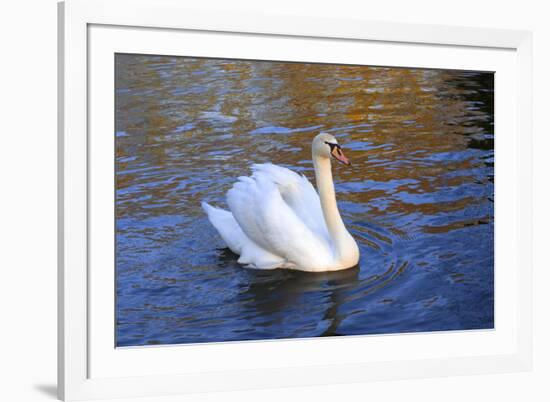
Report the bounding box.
[331,145,351,166]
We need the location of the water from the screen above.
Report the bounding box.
[115,54,494,347]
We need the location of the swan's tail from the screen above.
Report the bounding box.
[201,202,244,255]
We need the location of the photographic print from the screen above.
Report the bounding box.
[115,54,494,347]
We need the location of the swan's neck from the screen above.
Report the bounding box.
[313,156,352,261]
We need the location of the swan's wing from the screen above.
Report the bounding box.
[226,170,333,269]
[201,202,286,269]
[250,163,330,244]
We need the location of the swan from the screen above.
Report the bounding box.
[201,132,360,272]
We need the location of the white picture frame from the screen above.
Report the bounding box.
[58,0,533,400]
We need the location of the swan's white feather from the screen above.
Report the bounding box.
[224,164,333,270]
[201,202,286,269]
[250,163,330,244]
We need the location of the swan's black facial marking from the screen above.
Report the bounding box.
[324,141,343,157]
[324,140,351,165]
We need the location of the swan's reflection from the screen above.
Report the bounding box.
[216,247,360,337]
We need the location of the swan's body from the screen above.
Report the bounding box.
[202,133,359,272]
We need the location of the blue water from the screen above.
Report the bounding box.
[115,55,494,346]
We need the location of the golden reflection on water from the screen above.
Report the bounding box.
[116,55,493,227]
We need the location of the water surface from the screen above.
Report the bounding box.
[115,54,494,346]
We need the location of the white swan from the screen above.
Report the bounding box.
[201,132,360,272]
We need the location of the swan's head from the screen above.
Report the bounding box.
[312,132,351,165]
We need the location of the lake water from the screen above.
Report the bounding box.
[115,54,494,347]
